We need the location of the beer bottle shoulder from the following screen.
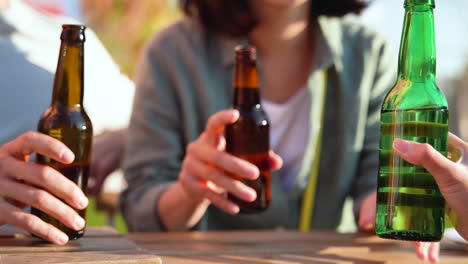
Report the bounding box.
[38,106,93,133]
[236,106,269,126]
[382,79,448,111]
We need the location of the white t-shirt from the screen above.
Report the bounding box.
[0,0,135,145]
[262,87,311,190]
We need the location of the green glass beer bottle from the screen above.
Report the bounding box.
[375,0,448,241]
[31,25,93,240]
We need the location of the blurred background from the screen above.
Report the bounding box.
[28,0,466,140]
[80,0,181,76]
[27,0,182,76]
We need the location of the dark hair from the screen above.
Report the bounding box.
[180,0,368,37]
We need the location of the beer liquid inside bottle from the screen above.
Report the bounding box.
[31,25,93,240]
[225,45,271,214]
[375,0,448,241]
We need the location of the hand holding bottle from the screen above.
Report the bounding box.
[158,109,282,231]
[0,132,88,245]
[225,44,272,213]
[376,0,448,242]
[32,24,93,240]
[394,133,468,241]
[178,109,282,214]
[378,132,468,263]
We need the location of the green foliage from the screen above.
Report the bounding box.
[83,0,181,76]
[86,197,127,233]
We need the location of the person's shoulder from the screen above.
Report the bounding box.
[343,16,388,46]
[144,17,206,56]
[319,15,390,52]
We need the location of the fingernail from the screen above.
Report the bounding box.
[246,166,259,179]
[364,223,374,231]
[393,139,410,154]
[231,109,240,120]
[56,231,69,245]
[61,150,75,163]
[79,196,89,209]
[423,248,429,261]
[359,220,373,231]
[74,217,85,230]
[452,147,464,164]
[244,189,257,202]
[230,204,240,215]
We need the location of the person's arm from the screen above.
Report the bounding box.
[119,38,243,232]
[122,71,280,230]
[120,32,282,232]
[0,131,88,245]
[119,35,184,232]
[156,109,283,231]
[393,133,468,240]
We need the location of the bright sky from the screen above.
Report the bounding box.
[359,0,468,80]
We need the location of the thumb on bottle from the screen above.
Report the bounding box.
[393,138,456,187]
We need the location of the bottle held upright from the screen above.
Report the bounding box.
[32,24,93,240]
[225,45,271,214]
[375,0,449,242]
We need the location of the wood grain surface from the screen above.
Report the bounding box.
[2,227,467,264]
[127,230,468,264]
[0,226,161,264]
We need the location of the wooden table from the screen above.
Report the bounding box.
[0,226,161,264]
[126,230,468,264]
[1,227,467,263]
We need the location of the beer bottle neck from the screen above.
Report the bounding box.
[398,3,436,82]
[233,59,261,108]
[52,37,84,109]
[233,87,261,109]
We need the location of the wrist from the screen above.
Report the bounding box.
[157,182,210,231]
[174,181,206,206]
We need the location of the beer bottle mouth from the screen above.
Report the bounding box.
[404,0,435,8]
[61,24,86,42]
[235,44,257,61]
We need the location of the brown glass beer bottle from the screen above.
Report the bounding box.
[31,25,93,240]
[225,45,271,214]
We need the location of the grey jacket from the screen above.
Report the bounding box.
[120,16,397,232]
